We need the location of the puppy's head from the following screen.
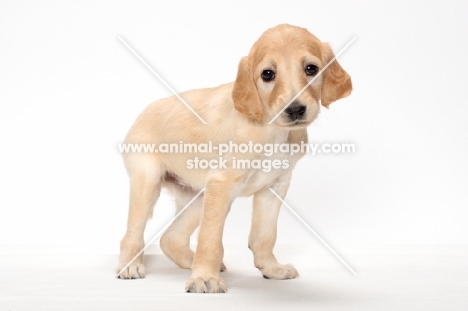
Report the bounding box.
[232,24,352,128]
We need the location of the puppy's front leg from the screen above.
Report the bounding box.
[249,182,299,280]
[185,174,238,293]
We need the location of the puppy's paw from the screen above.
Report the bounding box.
[116,263,146,279]
[185,276,227,293]
[261,263,299,280]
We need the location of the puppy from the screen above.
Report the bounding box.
[117,24,352,293]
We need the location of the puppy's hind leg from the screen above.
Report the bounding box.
[160,190,202,270]
[117,155,161,279]
[160,188,227,272]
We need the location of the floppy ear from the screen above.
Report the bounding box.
[232,57,263,121]
[321,44,353,108]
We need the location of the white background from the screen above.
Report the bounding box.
[1,0,467,252]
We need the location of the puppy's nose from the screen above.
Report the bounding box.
[284,103,307,120]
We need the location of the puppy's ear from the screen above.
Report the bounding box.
[321,43,352,108]
[232,57,263,121]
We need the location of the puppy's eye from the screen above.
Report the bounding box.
[261,70,275,81]
[305,64,319,76]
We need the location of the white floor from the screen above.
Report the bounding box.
[1,245,468,310]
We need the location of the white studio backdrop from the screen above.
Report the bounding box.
[1,0,467,253]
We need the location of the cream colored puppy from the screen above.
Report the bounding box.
[117,24,352,293]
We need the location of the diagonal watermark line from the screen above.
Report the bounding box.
[268,37,356,124]
[268,188,357,275]
[117,188,205,278]
[118,36,207,124]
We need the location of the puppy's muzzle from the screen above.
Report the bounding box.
[284,102,307,121]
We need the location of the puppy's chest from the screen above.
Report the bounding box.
[237,152,299,196]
